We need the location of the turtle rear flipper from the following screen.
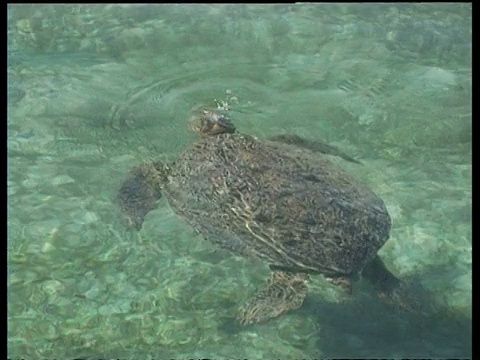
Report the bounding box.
[362,255,432,314]
[116,161,166,229]
[267,134,361,164]
[361,255,401,291]
[236,271,309,326]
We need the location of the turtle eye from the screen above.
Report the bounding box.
[215,115,236,134]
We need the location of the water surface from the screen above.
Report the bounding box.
[8,4,471,358]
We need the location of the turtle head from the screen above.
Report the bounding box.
[189,109,236,137]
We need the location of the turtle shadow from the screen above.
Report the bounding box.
[300,271,471,359]
[216,264,471,358]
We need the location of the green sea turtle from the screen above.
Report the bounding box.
[116,108,407,325]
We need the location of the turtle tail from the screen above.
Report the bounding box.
[116,161,166,229]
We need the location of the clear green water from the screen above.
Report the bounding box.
[8,4,471,359]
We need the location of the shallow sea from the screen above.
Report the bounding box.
[7,4,471,359]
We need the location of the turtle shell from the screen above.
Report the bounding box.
[162,131,391,277]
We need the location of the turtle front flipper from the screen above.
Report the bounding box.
[116,161,166,229]
[236,270,309,326]
[267,134,361,164]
